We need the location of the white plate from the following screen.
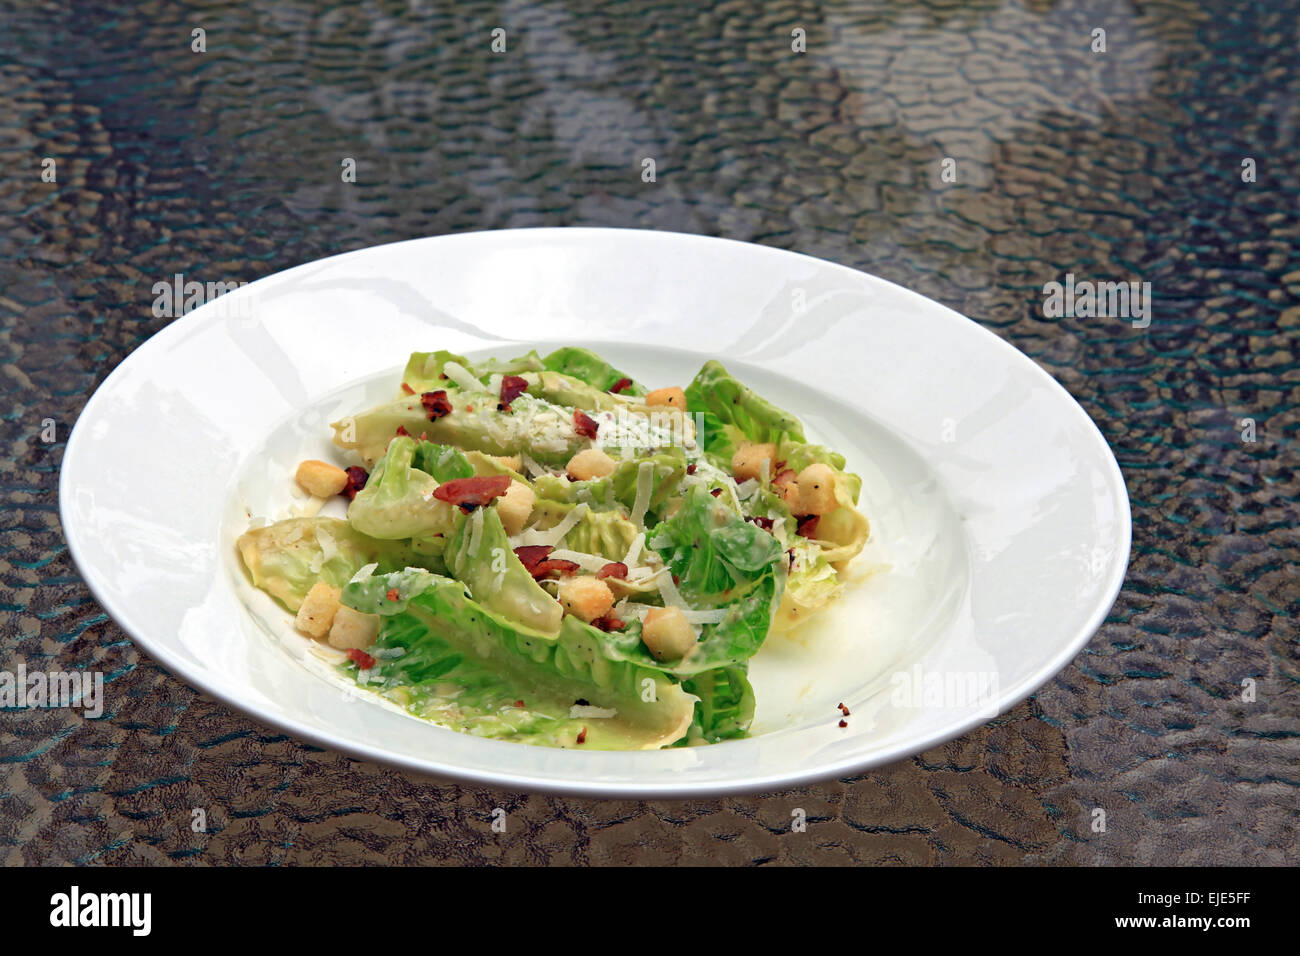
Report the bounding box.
[60,228,1130,797]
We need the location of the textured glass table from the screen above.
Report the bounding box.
[1,1,1294,864]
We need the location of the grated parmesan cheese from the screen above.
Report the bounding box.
[569,704,618,719]
[623,532,645,569]
[441,361,483,392]
[630,459,654,529]
[548,548,611,573]
[515,502,590,549]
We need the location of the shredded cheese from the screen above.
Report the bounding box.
[569,704,618,719]
[350,562,379,583]
[516,503,590,548]
[548,548,611,573]
[440,360,482,392]
[653,568,687,608]
[630,459,654,529]
[623,532,645,569]
[468,506,485,558]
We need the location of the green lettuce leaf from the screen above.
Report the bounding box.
[648,484,784,602]
[776,539,843,629]
[236,517,423,612]
[681,666,756,743]
[410,440,475,482]
[342,568,695,749]
[400,349,472,394]
[346,436,461,542]
[541,346,646,396]
[532,446,686,518]
[443,504,564,634]
[333,393,588,468]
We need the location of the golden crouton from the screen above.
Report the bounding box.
[731,441,777,483]
[327,606,379,650]
[641,606,696,661]
[557,576,615,622]
[295,581,341,638]
[567,447,617,481]
[796,463,839,515]
[295,460,349,498]
[645,387,687,410]
[496,480,536,535]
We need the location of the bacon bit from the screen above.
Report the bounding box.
[575,727,588,744]
[747,515,775,531]
[609,377,633,394]
[686,463,697,475]
[514,700,525,708]
[513,545,554,571]
[787,548,796,570]
[395,425,411,437]
[838,719,848,728]
[386,588,400,602]
[710,488,722,497]
[342,466,369,500]
[573,409,600,439]
[531,558,580,579]
[838,702,851,716]
[590,613,626,632]
[401,382,415,395]
[421,389,453,420]
[497,374,528,412]
[347,648,376,670]
[773,468,797,486]
[596,561,628,580]
[773,459,786,472]
[432,474,512,512]
[796,514,820,538]
[671,573,680,585]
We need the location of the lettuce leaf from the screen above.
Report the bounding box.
[443,503,564,634]
[648,484,784,602]
[346,436,460,542]
[333,393,587,468]
[401,350,471,394]
[343,568,695,749]
[542,346,646,396]
[681,666,756,742]
[531,447,686,519]
[776,540,843,629]
[410,440,475,482]
[236,517,423,612]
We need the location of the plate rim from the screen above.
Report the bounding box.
[59,226,1132,797]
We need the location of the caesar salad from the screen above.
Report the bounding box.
[236,347,870,749]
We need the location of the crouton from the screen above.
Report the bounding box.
[731,441,777,483]
[557,576,615,622]
[296,459,349,498]
[327,606,379,650]
[640,605,696,661]
[796,463,839,515]
[497,480,536,535]
[295,581,341,638]
[567,447,617,481]
[645,387,687,410]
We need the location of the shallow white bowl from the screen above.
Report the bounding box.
[60,228,1130,797]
